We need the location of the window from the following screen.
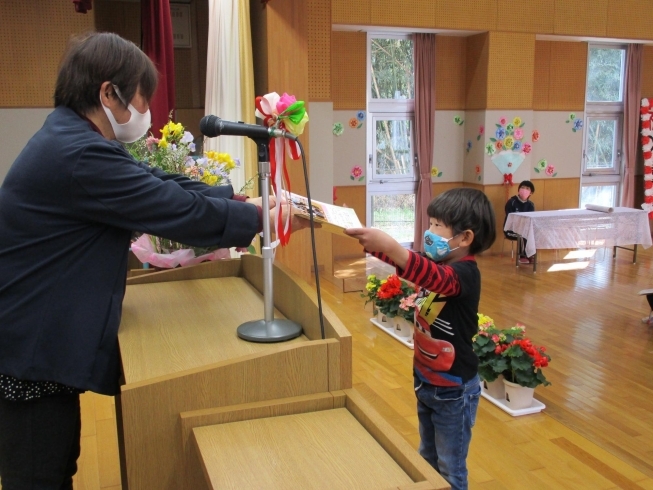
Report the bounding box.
[367,34,416,245]
[581,45,626,208]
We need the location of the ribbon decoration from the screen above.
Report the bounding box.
[641,99,653,217]
[255,92,309,246]
[503,173,514,186]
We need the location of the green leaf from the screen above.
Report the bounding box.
[553,173,557,177]
[490,138,497,142]
[534,168,540,173]
[496,124,502,128]
[438,172,442,177]
[350,176,354,180]
[519,123,525,127]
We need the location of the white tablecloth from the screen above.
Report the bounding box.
[504,207,652,258]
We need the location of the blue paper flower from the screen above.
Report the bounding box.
[495,127,506,140]
[356,111,365,121]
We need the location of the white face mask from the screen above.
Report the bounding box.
[100,85,151,143]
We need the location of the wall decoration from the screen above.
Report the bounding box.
[349,117,361,129]
[466,140,472,153]
[431,166,442,178]
[565,113,583,132]
[532,129,540,142]
[475,165,481,182]
[356,111,365,122]
[350,165,364,182]
[477,125,484,141]
[453,115,464,126]
[488,116,527,185]
[641,98,653,217]
[333,122,344,136]
[533,158,557,177]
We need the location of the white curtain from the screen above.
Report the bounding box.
[205,0,245,193]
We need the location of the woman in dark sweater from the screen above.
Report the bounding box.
[0,32,301,489]
[504,180,535,263]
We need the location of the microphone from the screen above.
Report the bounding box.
[200,115,297,141]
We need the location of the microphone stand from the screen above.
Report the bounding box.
[236,138,303,342]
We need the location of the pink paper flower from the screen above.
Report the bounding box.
[276,93,296,114]
[523,143,532,154]
[499,117,507,126]
[351,165,363,179]
[532,130,540,142]
[514,128,524,140]
[479,126,484,135]
[475,165,481,174]
[545,164,555,176]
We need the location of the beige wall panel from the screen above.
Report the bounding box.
[465,33,489,110]
[434,0,498,31]
[435,36,466,110]
[333,185,366,258]
[332,0,371,25]
[308,0,331,101]
[542,177,580,210]
[607,0,653,40]
[642,47,653,100]
[0,2,95,107]
[94,0,140,44]
[487,32,535,109]
[548,41,587,111]
[554,0,608,37]
[496,0,554,34]
[332,32,367,110]
[533,41,551,110]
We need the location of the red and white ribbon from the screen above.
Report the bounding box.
[641,98,653,217]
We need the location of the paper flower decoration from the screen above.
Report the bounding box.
[333,122,344,136]
[431,167,442,178]
[454,115,464,126]
[356,111,365,121]
[489,116,527,185]
[255,92,309,246]
[641,98,653,216]
[349,117,361,129]
[466,140,472,153]
[350,165,364,181]
[477,126,484,141]
[532,129,540,142]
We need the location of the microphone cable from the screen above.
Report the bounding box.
[294,139,326,340]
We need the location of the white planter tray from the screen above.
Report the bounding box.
[370,318,414,349]
[480,390,546,417]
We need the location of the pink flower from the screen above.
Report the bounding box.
[545,164,555,176]
[475,165,481,174]
[514,128,524,140]
[479,126,485,135]
[146,136,159,152]
[276,93,296,114]
[351,165,363,179]
[499,117,507,126]
[523,143,532,154]
[532,130,540,142]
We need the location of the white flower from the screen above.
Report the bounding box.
[181,131,194,144]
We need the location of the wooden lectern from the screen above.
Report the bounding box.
[117,255,449,489]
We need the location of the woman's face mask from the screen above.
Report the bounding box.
[424,230,459,261]
[101,85,151,143]
[518,188,531,201]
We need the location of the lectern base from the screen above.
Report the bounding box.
[237,319,303,343]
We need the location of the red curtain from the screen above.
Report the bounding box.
[412,34,436,251]
[141,0,175,132]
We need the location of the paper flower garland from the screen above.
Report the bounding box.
[255,92,309,245]
[641,98,653,217]
[565,113,584,132]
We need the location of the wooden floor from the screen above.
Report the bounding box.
[63,246,653,489]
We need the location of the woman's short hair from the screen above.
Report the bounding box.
[426,188,496,255]
[518,180,535,193]
[54,32,158,114]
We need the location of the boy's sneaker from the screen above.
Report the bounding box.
[518,257,530,264]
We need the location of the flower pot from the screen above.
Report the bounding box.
[393,317,413,338]
[503,379,535,410]
[482,374,505,399]
[376,311,390,325]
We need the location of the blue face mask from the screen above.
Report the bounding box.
[424,230,459,261]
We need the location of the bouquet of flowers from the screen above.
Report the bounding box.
[473,314,551,388]
[125,119,247,268]
[485,116,531,185]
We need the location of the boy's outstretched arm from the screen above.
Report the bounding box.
[344,227,409,270]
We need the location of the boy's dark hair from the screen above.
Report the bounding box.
[518,180,535,193]
[426,188,496,255]
[54,32,158,114]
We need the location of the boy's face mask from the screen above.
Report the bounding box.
[518,188,531,201]
[424,230,459,261]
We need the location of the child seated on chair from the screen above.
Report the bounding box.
[504,180,535,264]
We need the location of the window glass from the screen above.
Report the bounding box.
[586,48,625,103]
[370,38,414,100]
[585,118,617,170]
[374,118,413,176]
[371,193,415,243]
[580,185,617,208]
